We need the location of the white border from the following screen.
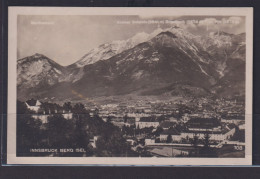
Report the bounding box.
[7,7,253,165]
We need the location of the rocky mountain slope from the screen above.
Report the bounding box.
[17,53,71,99]
[17,27,246,100]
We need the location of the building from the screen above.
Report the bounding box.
[169,117,178,123]
[221,116,244,124]
[180,129,235,142]
[186,118,221,132]
[32,114,48,123]
[124,117,136,126]
[181,113,190,123]
[89,136,99,148]
[159,124,236,143]
[148,147,189,157]
[145,139,155,145]
[25,99,41,112]
[31,112,73,123]
[62,113,73,120]
[135,117,159,129]
[239,123,245,130]
[127,113,150,122]
[159,121,176,130]
[160,128,182,142]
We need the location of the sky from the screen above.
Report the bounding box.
[17,15,245,66]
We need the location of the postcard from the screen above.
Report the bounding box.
[7,7,253,165]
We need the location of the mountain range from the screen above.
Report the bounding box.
[17,27,246,101]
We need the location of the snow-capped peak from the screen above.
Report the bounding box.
[128,31,150,43]
[74,28,164,67]
[32,53,45,58]
[205,31,232,48]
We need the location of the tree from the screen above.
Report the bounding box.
[46,114,74,148]
[190,134,199,156]
[136,124,140,135]
[185,136,190,143]
[95,130,129,157]
[192,134,199,147]
[72,116,90,155]
[40,102,62,114]
[157,115,167,123]
[17,114,43,156]
[72,103,90,122]
[63,102,72,112]
[123,114,128,123]
[107,116,112,123]
[72,103,87,114]
[166,134,172,143]
[122,125,127,135]
[136,146,152,157]
[17,100,30,114]
[199,132,217,158]
[122,125,135,137]
[203,132,210,148]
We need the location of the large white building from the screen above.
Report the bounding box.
[32,113,73,123]
[160,126,236,143]
[160,118,236,143]
[135,117,159,129]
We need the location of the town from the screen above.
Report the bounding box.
[17,96,245,158]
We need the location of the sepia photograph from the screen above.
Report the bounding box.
[7,7,253,165]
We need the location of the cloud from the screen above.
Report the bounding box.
[174,16,245,35]
[199,18,220,25]
[225,16,242,23]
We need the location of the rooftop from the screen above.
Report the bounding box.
[161,128,180,135]
[160,121,176,128]
[187,118,221,129]
[26,99,40,106]
[223,116,245,120]
[139,117,158,122]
